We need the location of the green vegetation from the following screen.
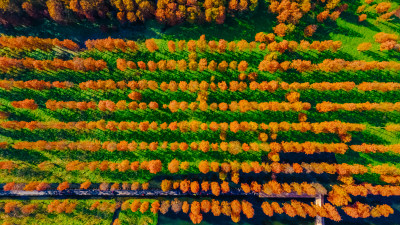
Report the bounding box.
[0,0,399,224]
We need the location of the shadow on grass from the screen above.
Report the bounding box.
[162,1,274,41]
[308,111,400,127]
[39,147,262,163]
[0,149,48,163]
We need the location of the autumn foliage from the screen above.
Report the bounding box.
[5,79,395,93]
[259,59,400,73]
[342,202,394,218]
[0,57,107,72]
[85,38,138,52]
[0,36,79,51]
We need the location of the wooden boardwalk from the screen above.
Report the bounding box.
[0,189,255,198]
[315,194,325,225]
[258,192,316,198]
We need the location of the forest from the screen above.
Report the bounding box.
[0,0,399,224]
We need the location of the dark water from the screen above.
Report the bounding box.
[157,201,400,225]
[159,217,315,225]
[158,211,314,225]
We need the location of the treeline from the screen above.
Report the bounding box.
[0,0,259,27]
[4,79,400,92]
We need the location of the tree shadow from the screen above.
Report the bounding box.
[309,111,400,127]
[301,90,400,104]
[42,109,300,124]
[350,132,392,145]
[0,149,48,163]
[276,70,400,84]
[162,1,274,41]
[324,24,363,38]
[275,132,340,143]
[379,19,400,32]
[338,10,381,33]
[362,50,399,61]
[361,152,400,165]
[277,50,355,63]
